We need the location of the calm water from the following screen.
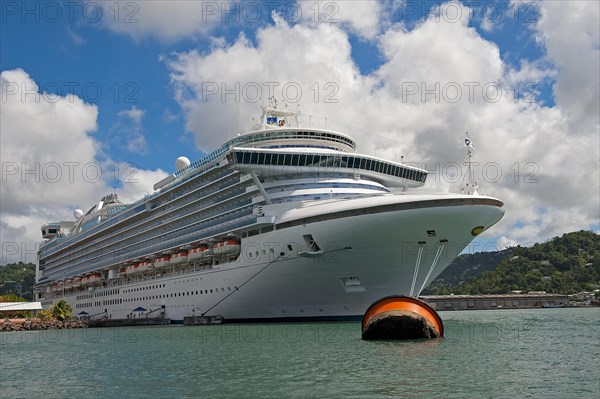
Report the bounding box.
[1,308,599,398]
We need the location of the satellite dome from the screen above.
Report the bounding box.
[74,209,84,219]
[175,156,191,171]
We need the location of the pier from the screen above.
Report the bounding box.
[87,317,171,328]
[420,293,569,311]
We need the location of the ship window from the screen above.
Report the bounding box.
[291,154,299,166]
[277,154,284,165]
[264,153,272,164]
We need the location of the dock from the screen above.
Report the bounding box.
[87,317,171,328]
[183,315,223,325]
[420,293,569,311]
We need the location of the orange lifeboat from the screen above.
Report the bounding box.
[126,263,140,275]
[188,244,210,261]
[170,251,188,265]
[138,260,153,272]
[87,273,103,285]
[212,239,241,256]
[154,256,171,269]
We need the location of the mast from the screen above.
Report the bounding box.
[462,132,478,195]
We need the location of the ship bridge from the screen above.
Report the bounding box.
[228,147,427,189]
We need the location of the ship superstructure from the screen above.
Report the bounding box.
[35,101,504,321]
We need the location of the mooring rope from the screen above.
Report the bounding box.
[201,255,283,316]
[417,242,446,296]
[409,243,425,297]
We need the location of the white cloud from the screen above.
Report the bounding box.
[112,106,148,153]
[1,69,101,213]
[534,1,600,135]
[93,1,228,42]
[117,168,171,204]
[167,1,599,248]
[0,69,168,263]
[298,0,384,39]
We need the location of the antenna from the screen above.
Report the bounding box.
[463,131,478,195]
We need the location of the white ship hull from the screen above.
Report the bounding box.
[37,106,504,322]
[48,195,503,321]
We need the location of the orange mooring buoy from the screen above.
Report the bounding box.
[361,296,444,340]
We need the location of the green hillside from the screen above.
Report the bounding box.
[426,231,600,295]
[0,262,35,300]
[422,247,516,294]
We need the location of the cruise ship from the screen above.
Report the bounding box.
[34,101,504,322]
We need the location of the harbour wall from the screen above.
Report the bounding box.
[420,294,569,311]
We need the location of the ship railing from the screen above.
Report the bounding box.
[41,211,256,281]
[41,172,241,261]
[41,203,147,258]
[41,200,252,280]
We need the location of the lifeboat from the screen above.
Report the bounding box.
[51,282,61,292]
[118,266,127,277]
[154,256,171,269]
[72,277,82,288]
[212,239,241,256]
[188,244,210,260]
[87,273,103,285]
[126,263,140,275]
[170,251,188,265]
[64,279,73,289]
[138,260,153,272]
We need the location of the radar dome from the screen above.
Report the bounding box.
[175,156,191,171]
[74,209,84,219]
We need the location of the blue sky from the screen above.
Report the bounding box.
[1,1,598,262]
[1,0,554,172]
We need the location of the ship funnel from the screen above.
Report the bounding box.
[176,156,191,171]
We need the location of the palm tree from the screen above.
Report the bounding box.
[51,300,73,321]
